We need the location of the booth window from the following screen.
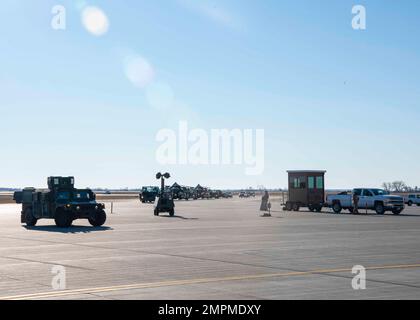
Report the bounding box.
[316,176,323,189]
[308,177,315,189]
[292,177,306,189]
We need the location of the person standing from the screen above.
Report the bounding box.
[260,191,269,213]
[353,191,359,214]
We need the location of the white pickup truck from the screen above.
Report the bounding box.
[326,188,405,215]
[404,194,420,206]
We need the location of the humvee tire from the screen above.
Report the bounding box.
[89,210,107,227]
[54,208,73,228]
[24,208,38,227]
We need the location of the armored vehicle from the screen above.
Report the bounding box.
[212,190,223,199]
[170,183,182,200]
[194,185,206,199]
[139,186,159,203]
[222,191,233,198]
[181,186,193,200]
[169,183,192,200]
[189,187,198,200]
[13,177,107,228]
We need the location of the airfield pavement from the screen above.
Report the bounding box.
[0,196,420,300]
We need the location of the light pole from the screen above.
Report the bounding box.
[156,172,171,194]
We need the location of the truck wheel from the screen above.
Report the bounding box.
[348,207,354,214]
[89,210,107,227]
[25,208,38,227]
[332,202,342,214]
[54,209,73,228]
[315,205,322,213]
[408,201,413,206]
[285,202,292,211]
[375,203,385,215]
[154,208,159,216]
[169,209,175,217]
[392,208,402,215]
[292,203,300,212]
[308,205,315,212]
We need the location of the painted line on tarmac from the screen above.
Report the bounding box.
[1,263,420,300]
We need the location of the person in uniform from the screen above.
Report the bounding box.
[260,191,269,212]
[353,191,359,214]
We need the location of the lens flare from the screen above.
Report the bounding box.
[81,6,109,36]
[146,82,175,110]
[123,55,155,89]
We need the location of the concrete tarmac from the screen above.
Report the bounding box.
[0,197,419,300]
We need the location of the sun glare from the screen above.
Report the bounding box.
[81,6,109,36]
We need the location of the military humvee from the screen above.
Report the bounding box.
[139,186,159,203]
[222,191,233,198]
[213,190,223,199]
[188,187,198,200]
[181,186,192,200]
[209,189,220,199]
[170,183,183,200]
[13,177,107,228]
[195,185,211,199]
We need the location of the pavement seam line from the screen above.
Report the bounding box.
[2,263,420,300]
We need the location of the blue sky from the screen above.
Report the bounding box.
[1,0,420,189]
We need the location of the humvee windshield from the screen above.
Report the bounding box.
[144,187,158,192]
[56,191,71,201]
[73,191,91,201]
[56,191,91,202]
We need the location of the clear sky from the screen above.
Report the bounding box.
[1,0,419,189]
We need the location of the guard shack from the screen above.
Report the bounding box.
[285,170,326,212]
